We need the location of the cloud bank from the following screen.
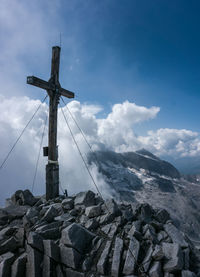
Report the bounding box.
[0,95,200,205]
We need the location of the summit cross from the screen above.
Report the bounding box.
[27,46,75,200]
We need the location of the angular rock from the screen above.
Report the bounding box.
[85,205,101,218]
[102,199,121,217]
[111,237,123,277]
[101,223,112,235]
[11,253,27,277]
[61,223,95,254]
[154,209,170,224]
[150,220,163,231]
[42,206,59,223]
[183,248,190,270]
[162,242,183,272]
[27,232,44,252]
[0,226,17,241]
[99,213,115,225]
[157,230,169,242]
[123,237,140,275]
[84,218,99,231]
[3,205,29,221]
[152,245,164,261]
[26,207,39,220]
[74,191,95,207]
[35,221,62,232]
[0,237,18,255]
[164,274,175,277]
[69,209,78,216]
[137,203,154,223]
[11,190,37,206]
[82,256,92,271]
[181,270,196,277]
[56,264,64,277]
[142,244,153,272]
[97,240,111,275]
[0,252,15,277]
[38,227,61,240]
[149,261,162,277]
[26,245,43,277]
[59,244,81,269]
[54,213,75,222]
[144,225,158,244]
[164,223,188,248]
[128,220,141,236]
[122,208,135,222]
[14,227,24,248]
[42,255,56,277]
[43,240,60,262]
[62,198,74,211]
[108,223,119,238]
[64,268,85,277]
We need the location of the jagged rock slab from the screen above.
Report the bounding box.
[42,255,56,277]
[38,227,61,240]
[62,198,74,211]
[42,206,59,223]
[43,240,60,262]
[149,261,162,277]
[101,199,121,217]
[164,223,188,248]
[0,237,18,254]
[27,232,44,252]
[11,253,27,277]
[152,245,164,260]
[97,240,111,274]
[59,244,81,269]
[162,242,183,272]
[11,190,37,206]
[123,237,140,275]
[61,223,95,253]
[26,244,43,277]
[0,226,17,241]
[142,244,153,272]
[85,205,101,218]
[154,209,170,224]
[0,252,15,277]
[181,270,196,277]
[111,237,123,277]
[64,268,85,277]
[74,191,95,207]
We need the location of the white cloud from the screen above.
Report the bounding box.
[97,101,160,150]
[138,128,200,157]
[1,95,200,205]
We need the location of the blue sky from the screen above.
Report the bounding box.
[1,0,200,132]
[1,0,200,202]
[25,0,200,133]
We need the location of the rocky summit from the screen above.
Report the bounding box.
[0,189,199,277]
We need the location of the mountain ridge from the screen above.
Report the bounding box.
[88,149,200,241]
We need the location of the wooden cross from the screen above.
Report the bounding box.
[27,46,75,200]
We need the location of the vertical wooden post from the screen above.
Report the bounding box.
[27,46,75,200]
[46,47,61,200]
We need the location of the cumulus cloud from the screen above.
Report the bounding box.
[1,95,200,205]
[138,128,200,157]
[97,101,160,150]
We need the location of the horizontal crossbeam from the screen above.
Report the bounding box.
[27,76,54,91]
[60,87,74,98]
[27,76,74,98]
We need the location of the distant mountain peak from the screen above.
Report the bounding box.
[135,148,160,161]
